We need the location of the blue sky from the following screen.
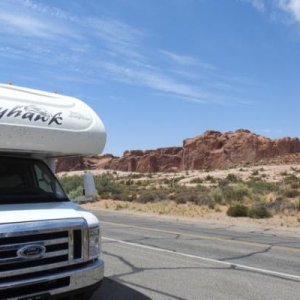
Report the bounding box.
[1,0,300,155]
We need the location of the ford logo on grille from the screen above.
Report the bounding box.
[17,245,46,260]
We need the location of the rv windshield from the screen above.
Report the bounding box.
[0,157,68,204]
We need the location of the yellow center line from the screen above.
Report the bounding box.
[102,220,300,254]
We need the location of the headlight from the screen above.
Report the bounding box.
[89,226,101,259]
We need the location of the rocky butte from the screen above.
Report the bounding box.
[56,129,300,173]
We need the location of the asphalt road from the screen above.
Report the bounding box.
[91,210,300,300]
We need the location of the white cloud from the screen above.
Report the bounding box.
[99,62,250,105]
[101,62,209,103]
[160,50,216,70]
[14,0,78,22]
[242,0,265,11]
[0,0,253,106]
[277,0,300,22]
[88,18,145,60]
[0,11,76,39]
[0,0,78,40]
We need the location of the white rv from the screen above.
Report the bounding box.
[0,84,106,299]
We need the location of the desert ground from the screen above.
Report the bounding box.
[58,163,300,231]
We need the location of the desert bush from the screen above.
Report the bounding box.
[218,178,230,187]
[193,193,213,206]
[226,173,239,183]
[290,182,300,189]
[68,185,84,199]
[291,167,300,173]
[111,191,137,202]
[195,184,207,192]
[295,199,300,211]
[95,174,126,197]
[137,191,167,203]
[265,197,297,213]
[171,176,185,184]
[265,197,286,213]
[172,190,197,204]
[247,206,271,219]
[283,188,300,198]
[280,171,288,176]
[205,175,216,183]
[210,188,223,204]
[125,179,134,186]
[246,180,278,194]
[219,184,250,203]
[227,205,248,217]
[59,175,83,195]
[283,174,299,184]
[171,189,213,206]
[137,192,155,203]
[190,177,203,184]
[130,173,144,179]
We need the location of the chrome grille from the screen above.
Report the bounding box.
[0,219,88,280]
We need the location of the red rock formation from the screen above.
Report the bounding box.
[104,147,183,172]
[56,130,300,173]
[56,154,117,172]
[182,129,300,170]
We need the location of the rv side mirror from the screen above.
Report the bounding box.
[83,172,97,197]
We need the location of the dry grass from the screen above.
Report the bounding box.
[82,199,300,231]
[83,199,223,218]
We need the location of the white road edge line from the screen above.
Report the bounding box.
[103,236,300,281]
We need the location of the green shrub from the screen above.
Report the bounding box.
[284,175,299,184]
[295,199,300,211]
[172,190,197,204]
[205,175,216,183]
[193,193,213,206]
[190,177,203,184]
[227,205,248,217]
[247,207,271,219]
[290,182,300,189]
[68,185,84,199]
[167,176,185,188]
[246,180,278,194]
[59,175,83,195]
[283,188,300,198]
[220,184,250,203]
[226,174,239,182]
[130,173,144,179]
[137,191,167,203]
[95,174,125,196]
[218,179,230,187]
[210,188,223,204]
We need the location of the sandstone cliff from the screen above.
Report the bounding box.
[56,129,300,172]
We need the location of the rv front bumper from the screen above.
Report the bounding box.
[1,259,104,299]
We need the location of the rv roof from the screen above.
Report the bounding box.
[0,84,106,157]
